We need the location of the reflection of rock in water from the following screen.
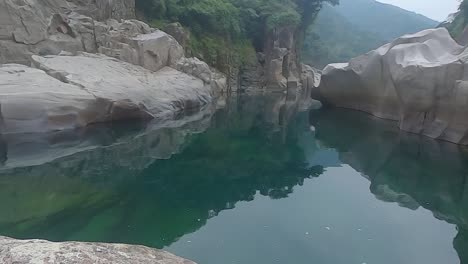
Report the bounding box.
[0,95,322,249]
[0,106,215,235]
[455,228,468,264]
[311,108,468,264]
[0,135,6,165]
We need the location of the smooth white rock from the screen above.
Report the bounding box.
[0,53,212,134]
[320,28,468,145]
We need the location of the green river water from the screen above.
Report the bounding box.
[0,95,467,264]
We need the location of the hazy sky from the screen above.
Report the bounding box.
[377,0,460,21]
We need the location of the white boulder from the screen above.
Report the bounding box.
[0,53,212,134]
[319,28,468,145]
[0,236,195,264]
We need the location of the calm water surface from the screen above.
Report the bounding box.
[0,95,467,264]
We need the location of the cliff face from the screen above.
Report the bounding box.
[0,0,136,64]
[263,26,301,90]
[237,25,318,101]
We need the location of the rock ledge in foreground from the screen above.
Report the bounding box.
[0,236,196,264]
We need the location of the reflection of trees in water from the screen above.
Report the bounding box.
[0,95,321,249]
[311,109,468,264]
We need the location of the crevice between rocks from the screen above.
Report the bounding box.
[30,58,98,100]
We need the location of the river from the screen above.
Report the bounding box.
[0,95,466,264]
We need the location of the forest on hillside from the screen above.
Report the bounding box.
[136,0,338,71]
[137,0,443,70]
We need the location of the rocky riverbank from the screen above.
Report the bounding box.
[0,0,220,261]
[0,236,195,264]
[0,0,226,134]
[317,28,468,145]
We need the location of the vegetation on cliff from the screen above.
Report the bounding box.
[136,0,337,72]
[444,0,468,38]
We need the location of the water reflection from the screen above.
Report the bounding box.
[311,109,468,264]
[0,94,320,248]
[0,96,467,263]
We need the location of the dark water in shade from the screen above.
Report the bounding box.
[0,95,468,264]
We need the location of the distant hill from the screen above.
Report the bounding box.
[303,0,439,68]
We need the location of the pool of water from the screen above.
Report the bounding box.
[0,95,467,264]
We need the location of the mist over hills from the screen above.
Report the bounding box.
[304,0,439,68]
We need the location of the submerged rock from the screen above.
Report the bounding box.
[319,28,468,145]
[0,236,195,264]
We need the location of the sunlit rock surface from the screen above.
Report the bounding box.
[319,28,468,145]
[0,54,211,134]
[0,236,195,264]
[0,0,226,128]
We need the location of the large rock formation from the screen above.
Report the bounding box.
[263,26,302,91]
[319,28,468,145]
[0,53,211,134]
[0,1,184,70]
[0,0,226,134]
[231,25,313,96]
[0,0,136,64]
[0,236,195,264]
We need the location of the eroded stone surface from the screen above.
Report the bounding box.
[176,57,227,95]
[319,28,468,145]
[0,64,100,134]
[0,236,196,264]
[0,53,212,134]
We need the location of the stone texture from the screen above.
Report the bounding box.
[0,64,100,134]
[0,236,195,264]
[0,53,212,134]
[176,57,227,95]
[164,22,191,51]
[319,28,468,145]
[0,5,185,73]
[0,0,224,136]
[64,0,136,21]
[98,25,185,72]
[300,63,321,105]
[0,0,136,63]
[0,0,211,81]
[263,26,301,90]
